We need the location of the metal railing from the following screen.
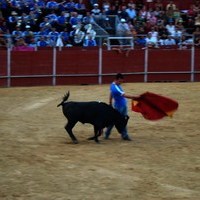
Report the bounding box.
[0,35,199,87]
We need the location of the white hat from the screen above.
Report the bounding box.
[11,11,18,15]
[94,3,98,7]
[120,18,126,23]
[25,25,31,29]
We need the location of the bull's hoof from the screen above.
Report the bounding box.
[95,139,100,144]
[73,140,79,144]
[87,136,95,140]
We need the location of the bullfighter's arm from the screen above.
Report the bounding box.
[123,93,138,100]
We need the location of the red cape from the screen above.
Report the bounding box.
[132,92,179,120]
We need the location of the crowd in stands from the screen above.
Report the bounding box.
[0,0,200,49]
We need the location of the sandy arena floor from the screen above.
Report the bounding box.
[0,82,200,200]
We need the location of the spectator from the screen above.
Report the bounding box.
[37,26,49,39]
[116,18,131,45]
[148,26,158,43]
[126,4,137,23]
[0,0,9,18]
[187,4,197,19]
[0,13,9,33]
[101,16,113,33]
[46,10,58,27]
[0,27,7,46]
[36,0,46,10]
[11,24,23,43]
[173,27,183,44]
[22,25,34,44]
[74,0,86,16]
[39,16,52,33]
[166,6,174,23]
[193,26,200,45]
[138,5,148,22]
[7,11,18,33]
[56,11,69,32]
[70,24,85,46]
[112,0,120,11]
[15,37,27,47]
[64,0,76,13]
[184,17,195,34]
[173,8,182,25]
[145,32,158,48]
[118,5,129,22]
[128,21,137,37]
[128,0,136,8]
[84,23,96,40]
[48,26,59,46]
[166,20,176,36]
[180,35,194,48]
[37,36,49,47]
[157,35,165,46]
[164,35,176,45]
[83,34,97,47]
[135,0,144,12]
[102,0,111,15]
[166,0,177,11]
[135,35,146,47]
[82,11,95,25]
[148,11,158,26]
[91,3,101,16]
[13,36,35,51]
[28,37,37,48]
[153,6,163,19]
[60,27,72,47]
[154,0,164,11]
[27,10,40,32]
[106,5,118,16]
[45,0,59,11]
[69,11,81,26]
[194,37,200,47]
[195,13,200,26]
[90,0,98,8]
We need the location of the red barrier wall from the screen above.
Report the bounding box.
[56,47,99,85]
[0,47,199,87]
[0,47,7,87]
[148,48,192,82]
[195,49,200,81]
[102,49,145,83]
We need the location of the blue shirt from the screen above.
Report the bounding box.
[110,82,127,108]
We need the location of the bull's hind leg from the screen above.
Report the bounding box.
[65,121,78,144]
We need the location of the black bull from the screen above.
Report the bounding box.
[57,92,129,144]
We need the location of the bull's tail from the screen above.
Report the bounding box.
[57,91,70,107]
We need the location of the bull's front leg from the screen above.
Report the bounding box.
[65,121,78,144]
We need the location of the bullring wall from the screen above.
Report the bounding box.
[0,46,200,87]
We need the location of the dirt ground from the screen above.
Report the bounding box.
[0,82,200,200]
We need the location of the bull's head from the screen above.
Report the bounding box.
[115,115,129,134]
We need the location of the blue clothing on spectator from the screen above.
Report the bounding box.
[36,0,46,8]
[0,0,8,9]
[57,15,67,25]
[46,1,58,9]
[64,1,75,12]
[37,39,49,47]
[83,38,97,46]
